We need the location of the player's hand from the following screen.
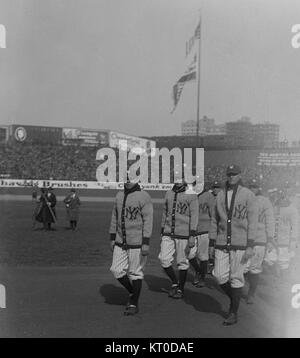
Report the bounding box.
[141,244,149,256]
[209,246,215,260]
[241,247,254,264]
[188,236,196,248]
[110,240,115,253]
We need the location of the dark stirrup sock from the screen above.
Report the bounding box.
[117,275,133,294]
[220,281,232,299]
[163,266,178,285]
[178,270,188,292]
[189,257,201,274]
[200,260,208,278]
[248,273,259,297]
[231,287,242,314]
[131,279,142,306]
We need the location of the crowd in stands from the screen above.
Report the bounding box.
[1,143,300,192]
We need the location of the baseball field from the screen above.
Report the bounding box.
[0,190,299,338]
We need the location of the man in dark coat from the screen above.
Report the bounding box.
[35,187,57,231]
[63,188,81,230]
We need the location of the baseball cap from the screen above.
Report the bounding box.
[212,180,222,188]
[226,164,241,176]
[249,178,260,188]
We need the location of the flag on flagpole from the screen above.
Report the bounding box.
[171,55,197,113]
[171,20,201,113]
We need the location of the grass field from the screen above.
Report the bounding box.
[0,194,299,337]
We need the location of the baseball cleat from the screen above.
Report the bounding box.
[168,284,179,298]
[171,288,184,299]
[223,313,238,326]
[124,305,139,316]
[196,278,206,288]
[125,293,134,309]
[192,273,200,286]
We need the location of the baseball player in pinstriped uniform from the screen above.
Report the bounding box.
[272,189,298,283]
[244,179,275,304]
[158,182,198,299]
[188,184,215,288]
[209,164,258,326]
[109,181,153,316]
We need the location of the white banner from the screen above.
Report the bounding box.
[108,131,156,153]
[0,179,174,191]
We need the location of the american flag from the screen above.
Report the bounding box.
[171,20,200,113]
[171,54,197,113]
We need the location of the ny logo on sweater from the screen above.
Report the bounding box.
[176,202,188,215]
[258,208,267,224]
[233,204,247,220]
[125,206,140,221]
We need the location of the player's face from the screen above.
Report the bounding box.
[124,182,136,189]
[227,173,241,185]
[213,187,221,196]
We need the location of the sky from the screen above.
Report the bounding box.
[0,0,300,140]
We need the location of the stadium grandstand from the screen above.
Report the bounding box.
[1,124,300,193]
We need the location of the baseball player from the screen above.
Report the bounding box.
[244,179,275,304]
[209,164,258,326]
[272,189,298,284]
[207,180,223,274]
[109,180,153,316]
[159,181,198,299]
[211,180,222,197]
[188,184,215,287]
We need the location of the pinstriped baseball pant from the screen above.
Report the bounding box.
[110,245,147,280]
[244,246,266,274]
[158,236,190,270]
[188,234,209,261]
[212,249,247,288]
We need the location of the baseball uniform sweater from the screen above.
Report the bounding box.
[161,183,198,239]
[254,194,275,246]
[209,182,258,250]
[197,190,215,234]
[109,184,153,248]
[274,199,298,247]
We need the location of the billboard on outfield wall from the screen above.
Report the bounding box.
[108,130,156,154]
[8,125,62,144]
[62,128,109,147]
[257,149,300,166]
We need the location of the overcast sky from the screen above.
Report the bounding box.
[1,0,300,140]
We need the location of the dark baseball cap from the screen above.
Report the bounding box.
[226,164,241,176]
[212,180,222,188]
[249,178,260,188]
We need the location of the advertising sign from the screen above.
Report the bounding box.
[108,131,156,154]
[62,128,108,147]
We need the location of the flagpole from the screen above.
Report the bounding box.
[196,12,202,140]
